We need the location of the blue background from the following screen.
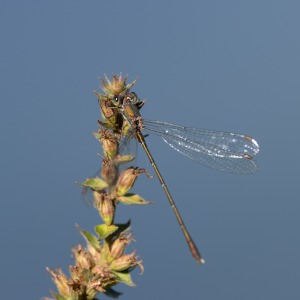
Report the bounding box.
[1,1,299,299]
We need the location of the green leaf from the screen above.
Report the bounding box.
[112,271,135,287]
[77,177,108,191]
[76,225,101,251]
[95,224,118,239]
[117,193,152,205]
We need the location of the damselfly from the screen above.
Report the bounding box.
[107,91,260,264]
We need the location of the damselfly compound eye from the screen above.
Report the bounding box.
[126,92,139,104]
[111,95,122,107]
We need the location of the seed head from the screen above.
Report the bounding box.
[100,73,137,97]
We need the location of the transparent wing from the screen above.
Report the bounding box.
[118,131,138,160]
[81,132,138,206]
[81,174,100,207]
[143,120,260,174]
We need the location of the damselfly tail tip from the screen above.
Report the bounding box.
[197,257,205,265]
[189,241,205,264]
[193,253,205,264]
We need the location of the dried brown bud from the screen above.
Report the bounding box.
[94,191,115,225]
[72,244,94,270]
[94,130,118,159]
[116,167,149,196]
[90,265,116,292]
[110,252,138,272]
[46,267,71,297]
[99,96,118,125]
[87,243,101,262]
[101,158,117,186]
[110,233,133,259]
[68,265,83,285]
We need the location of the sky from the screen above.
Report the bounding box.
[1,1,300,299]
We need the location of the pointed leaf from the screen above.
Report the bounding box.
[77,177,108,191]
[76,225,101,251]
[112,271,135,287]
[117,193,152,205]
[95,224,118,239]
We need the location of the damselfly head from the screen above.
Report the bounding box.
[111,94,124,107]
[110,91,139,108]
[95,74,139,129]
[124,92,146,111]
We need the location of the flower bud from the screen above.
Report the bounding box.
[116,167,149,196]
[99,96,118,125]
[72,244,93,270]
[46,267,71,297]
[110,233,133,259]
[101,158,117,186]
[94,130,118,159]
[87,243,101,262]
[110,252,138,272]
[94,192,115,225]
[90,265,116,292]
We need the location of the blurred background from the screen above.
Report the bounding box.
[1,1,299,299]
